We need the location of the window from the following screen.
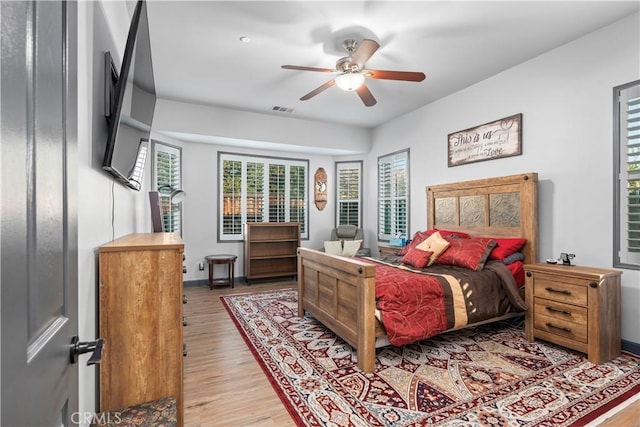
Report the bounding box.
[219,152,308,241]
[152,142,183,234]
[614,81,640,269]
[335,161,362,227]
[378,149,409,241]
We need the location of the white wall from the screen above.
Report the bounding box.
[366,12,640,343]
[154,99,372,156]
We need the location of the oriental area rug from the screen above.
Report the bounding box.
[221,289,640,426]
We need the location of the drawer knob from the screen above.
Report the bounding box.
[526,271,532,277]
[545,287,571,295]
[589,281,598,288]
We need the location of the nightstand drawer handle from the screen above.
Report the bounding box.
[546,306,571,315]
[545,287,571,295]
[546,323,571,332]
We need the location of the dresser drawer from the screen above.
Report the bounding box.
[533,298,587,325]
[534,312,588,344]
[533,273,587,306]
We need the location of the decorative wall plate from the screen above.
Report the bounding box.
[314,167,327,210]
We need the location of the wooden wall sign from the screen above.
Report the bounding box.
[447,113,522,167]
[314,167,327,210]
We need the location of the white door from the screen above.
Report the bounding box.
[1,1,80,425]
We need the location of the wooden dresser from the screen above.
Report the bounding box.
[524,263,622,364]
[99,233,184,425]
[244,222,300,283]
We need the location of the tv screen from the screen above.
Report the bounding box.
[103,0,155,190]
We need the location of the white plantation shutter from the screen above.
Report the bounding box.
[222,159,243,235]
[616,82,640,268]
[289,165,307,235]
[336,161,362,227]
[219,153,308,240]
[245,162,265,224]
[269,164,286,222]
[153,142,182,234]
[378,150,409,241]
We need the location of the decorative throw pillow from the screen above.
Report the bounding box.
[397,231,429,256]
[323,241,343,256]
[415,231,451,266]
[342,240,363,257]
[400,247,434,269]
[435,237,497,271]
[488,237,527,260]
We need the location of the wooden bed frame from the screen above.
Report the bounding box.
[297,172,538,372]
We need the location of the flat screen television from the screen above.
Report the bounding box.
[103,0,155,191]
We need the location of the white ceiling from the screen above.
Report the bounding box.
[146,1,639,130]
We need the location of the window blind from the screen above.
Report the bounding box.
[154,142,182,234]
[378,150,409,241]
[219,153,308,240]
[615,81,640,268]
[336,161,362,227]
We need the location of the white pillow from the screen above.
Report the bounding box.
[323,241,343,256]
[342,240,362,257]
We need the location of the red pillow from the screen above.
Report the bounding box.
[426,228,470,239]
[507,261,525,288]
[488,238,527,260]
[398,231,429,256]
[401,247,434,269]
[436,237,497,271]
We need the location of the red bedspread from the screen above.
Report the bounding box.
[371,259,526,347]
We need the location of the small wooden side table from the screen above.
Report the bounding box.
[205,254,238,289]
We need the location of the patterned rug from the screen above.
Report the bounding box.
[221,289,640,426]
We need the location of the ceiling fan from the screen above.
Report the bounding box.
[282,39,426,107]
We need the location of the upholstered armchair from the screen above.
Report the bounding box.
[327,225,371,257]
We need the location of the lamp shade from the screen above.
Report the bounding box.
[335,73,365,91]
[169,189,187,203]
[158,185,187,204]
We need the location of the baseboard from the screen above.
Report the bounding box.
[184,279,208,288]
[622,339,640,356]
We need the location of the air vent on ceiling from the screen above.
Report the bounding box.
[271,105,294,113]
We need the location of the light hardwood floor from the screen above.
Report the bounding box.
[183,282,639,427]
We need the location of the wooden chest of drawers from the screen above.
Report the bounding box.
[524,263,622,364]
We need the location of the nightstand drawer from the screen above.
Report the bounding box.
[534,312,588,343]
[533,273,587,306]
[534,298,587,325]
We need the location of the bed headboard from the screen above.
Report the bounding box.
[426,172,538,264]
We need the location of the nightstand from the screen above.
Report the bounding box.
[378,243,402,257]
[524,263,622,364]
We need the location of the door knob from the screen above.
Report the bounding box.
[69,336,103,365]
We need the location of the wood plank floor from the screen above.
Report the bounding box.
[182,282,639,427]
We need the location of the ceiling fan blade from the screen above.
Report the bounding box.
[367,69,426,82]
[356,84,377,107]
[282,65,335,73]
[300,79,335,101]
[351,39,380,69]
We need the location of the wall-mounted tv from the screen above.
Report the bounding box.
[103,0,155,191]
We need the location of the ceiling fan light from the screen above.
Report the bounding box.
[335,73,365,91]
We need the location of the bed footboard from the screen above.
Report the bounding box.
[297,248,380,372]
